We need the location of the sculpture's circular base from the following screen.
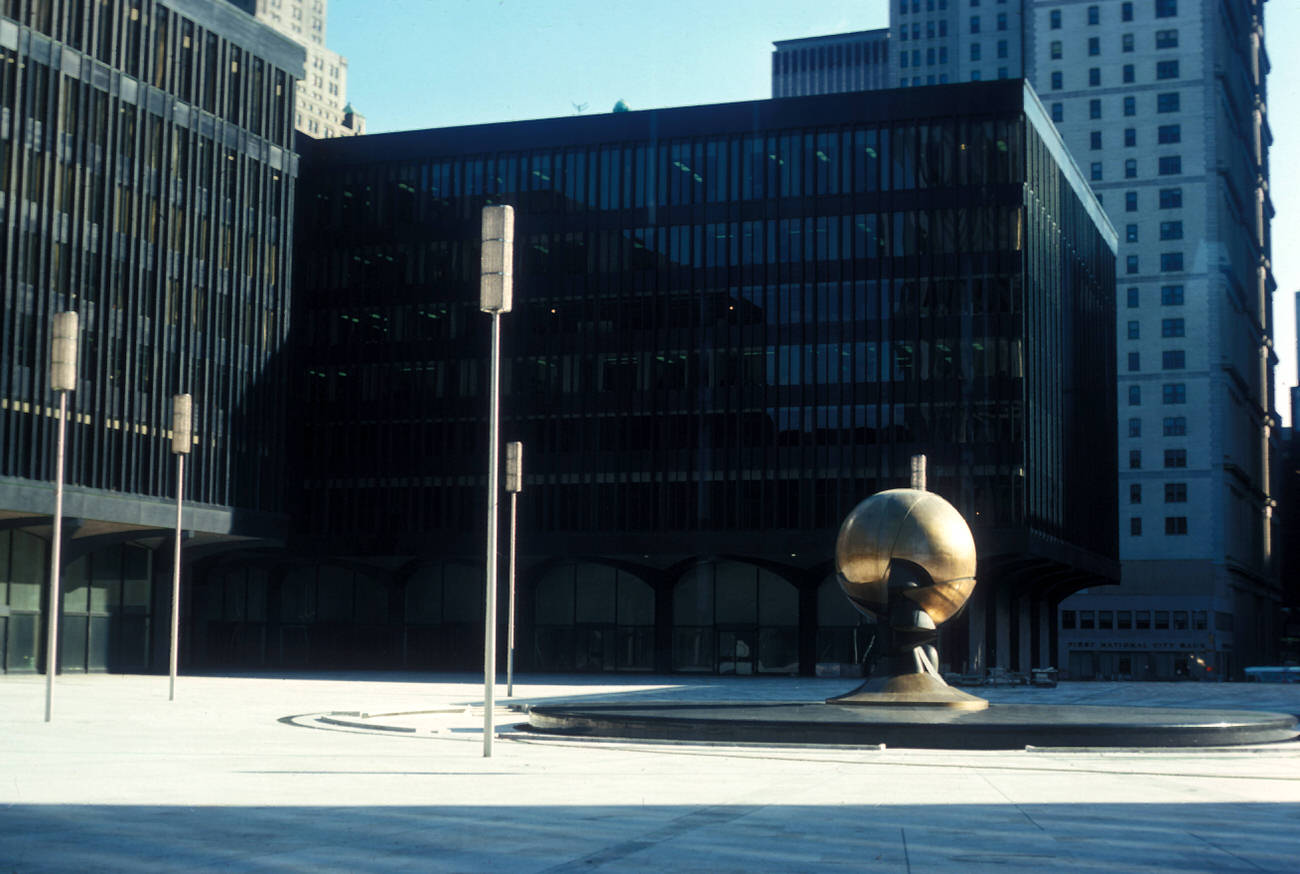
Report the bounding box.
[525,702,1298,749]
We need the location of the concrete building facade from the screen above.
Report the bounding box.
[772,30,893,97]
[239,0,363,138]
[0,0,303,675]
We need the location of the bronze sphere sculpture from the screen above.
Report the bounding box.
[829,487,987,709]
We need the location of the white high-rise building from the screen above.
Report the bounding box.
[248,0,363,138]
[780,0,1280,679]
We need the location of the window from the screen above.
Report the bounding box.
[1050,40,1062,59]
[971,15,980,33]
[970,42,982,61]
[1128,321,1141,340]
[1162,350,1186,369]
[1051,102,1064,122]
[1161,318,1185,337]
[1164,448,1187,468]
[1126,286,1140,307]
[1156,0,1178,19]
[1123,64,1135,83]
[1165,483,1188,502]
[1122,33,1134,52]
[1124,96,1136,116]
[1136,611,1152,630]
[1128,419,1142,439]
[1158,156,1182,175]
[1126,254,1139,274]
[1124,128,1137,147]
[901,52,910,67]
[1161,284,1184,305]
[1193,611,1208,631]
[1165,516,1188,535]
[1130,482,1142,503]
[1126,224,1139,243]
[1155,611,1170,630]
[1061,610,1076,630]
[1125,191,1138,212]
[1130,517,1143,535]
[1162,383,1186,404]
[1089,99,1102,119]
[1163,416,1187,436]
[1099,611,1114,631]
[997,14,1007,32]
[1125,159,1137,178]
[1090,162,1103,181]
[1087,5,1099,25]
[1128,384,1141,405]
[1088,37,1100,56]
[1051,71,1063,90]
[1089,67,1101,86]
[1173,611,1189,630]
[1160,221,1183,240]
[1157,124,1181,144]
[1091,131,1103,150]
[1050,9,1061,29]
[1155,29,1179,48]
[1129,450,1142,469]
[1127,351,1141,371]
[1160,252,1184,272]
[1157,60,1180,80]
[1122,2,1133,22]
[1159,188,1183,209]
[1157,92,1180,113]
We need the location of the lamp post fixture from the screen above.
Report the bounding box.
[479,204,514,757]
[45,311,78,722]
[169,393,193,701]
[505,440,523,697]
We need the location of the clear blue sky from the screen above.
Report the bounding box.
[328,0,1299,424]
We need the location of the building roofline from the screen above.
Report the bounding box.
[160,0,306,77]
[304,80,1029,164]
[772,28,890,49]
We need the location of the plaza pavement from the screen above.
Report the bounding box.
[2,671,1299,872]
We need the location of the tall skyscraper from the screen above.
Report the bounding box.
[783,0,1280,678]
[241,0,363,138]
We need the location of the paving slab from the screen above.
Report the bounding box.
[2,672,1299,872]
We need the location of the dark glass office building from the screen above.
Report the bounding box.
[0,0,301,674]
[201,79,1117,677]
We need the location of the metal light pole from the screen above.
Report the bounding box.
[480,204,514,757]
[169,393,193,701]
[45,311,78,722]
[505,441,523,697]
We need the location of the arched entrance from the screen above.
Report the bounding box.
[403,562,483,669]
[671,560,798,674]
[815,573,874,676]
[532,561,654,672]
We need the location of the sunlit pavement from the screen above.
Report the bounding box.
[2,672,1298,872]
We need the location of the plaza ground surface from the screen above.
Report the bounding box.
[2,672,1299,872]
